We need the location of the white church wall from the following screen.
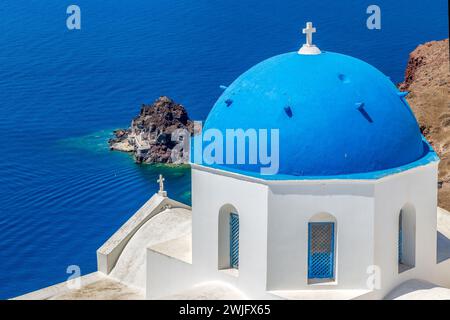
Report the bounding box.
[434,259,450,288]
[146,243,248,298]
[372,162,440,299]
[434,207,450,288]
[146,249,196,299]
[190,166,270,297]
[266,181,375,290]
[144,162,446,299]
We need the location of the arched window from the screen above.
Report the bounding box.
[398,204,416,272]
[308,213,337,283]
[218,204,239,271]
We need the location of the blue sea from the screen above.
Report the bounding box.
[0,0,447,299]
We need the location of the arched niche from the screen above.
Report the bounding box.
[398,203,416,273]
[218,204,239,270]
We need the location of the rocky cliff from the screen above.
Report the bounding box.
[109,96,193,164]
[399,39,450,210]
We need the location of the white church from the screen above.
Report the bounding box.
[16,23,450,300]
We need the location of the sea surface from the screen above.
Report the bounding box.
[0,0,448,299]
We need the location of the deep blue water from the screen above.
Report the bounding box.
[0,0,447,299]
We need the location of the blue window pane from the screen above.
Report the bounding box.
[230,213,239,269]
[308,222,335,279]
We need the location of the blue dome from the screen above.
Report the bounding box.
[199,51,428,178]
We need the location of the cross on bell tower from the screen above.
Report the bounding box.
[298,22,322,55]
[157,174,167,197]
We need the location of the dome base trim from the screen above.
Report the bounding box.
[298,44,322,55]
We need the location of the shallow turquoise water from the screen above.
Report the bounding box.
[0,0,448,298]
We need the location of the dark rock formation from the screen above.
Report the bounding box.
[109,96,194,164]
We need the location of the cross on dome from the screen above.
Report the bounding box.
[298,22,322,55]
[303,22,316,46]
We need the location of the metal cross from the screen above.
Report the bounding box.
[157,174,165,193]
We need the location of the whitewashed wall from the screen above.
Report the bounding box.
[266,181,375,290]
[191,167,270,298]
[145,162,449,299]
[371,162,441,299]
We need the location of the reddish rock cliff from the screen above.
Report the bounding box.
[399,39,450,210]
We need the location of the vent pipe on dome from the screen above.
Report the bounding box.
[284,106,293,118]
[356,102,374,123]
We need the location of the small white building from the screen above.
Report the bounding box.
[93,23,450,300]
